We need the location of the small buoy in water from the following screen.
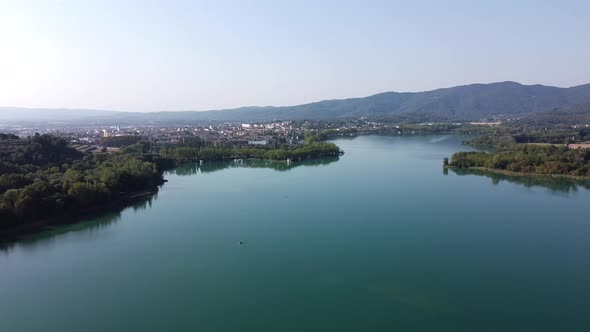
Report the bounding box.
[239,241,244,245]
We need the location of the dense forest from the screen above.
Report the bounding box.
[0,134,166,231]
[159,141,341,163]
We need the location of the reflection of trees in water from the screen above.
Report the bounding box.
[0,195,156,253]
[447,167,590,194]
[130,192,157,212]
[169,157,340,176]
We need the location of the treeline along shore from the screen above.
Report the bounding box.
[0,132,342,238]
[444,114,590,178]
[447,146,590,178]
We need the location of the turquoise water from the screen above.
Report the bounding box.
[1,135,590,331]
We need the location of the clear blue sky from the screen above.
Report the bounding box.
[1,0,588,112]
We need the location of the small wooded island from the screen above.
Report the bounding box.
[0,132,341,237]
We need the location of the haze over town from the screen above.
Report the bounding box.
[1,0,589,112]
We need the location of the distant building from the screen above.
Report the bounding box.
[469,121,502,126]
[248,140,268,146]
[230,139,249,146]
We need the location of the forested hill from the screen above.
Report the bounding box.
[228,81,590,122]
[516,103,590,126]
[2,82,590,124]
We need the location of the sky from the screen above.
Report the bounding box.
[0,0,589,112]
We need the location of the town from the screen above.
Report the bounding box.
[3,116,590,155]
[0,119,413,152]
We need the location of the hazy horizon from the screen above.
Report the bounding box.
[1,0,589,112]
[1,80,589,114]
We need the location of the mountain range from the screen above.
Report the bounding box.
[2,81,590,125]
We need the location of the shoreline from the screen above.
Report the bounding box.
[0,188,158,243]
[0,154,341,243]
[444,165,590,181]
[322,130,462,140]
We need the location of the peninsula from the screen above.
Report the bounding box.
[0,132,342,238]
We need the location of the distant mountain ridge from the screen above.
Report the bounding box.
[2,81,590,125]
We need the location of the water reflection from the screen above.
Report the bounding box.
[0,157,339,250]
[0,194,157,253]
[169,157,340,176]
[447,167,590,194]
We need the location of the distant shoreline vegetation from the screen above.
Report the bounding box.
[120,130,343,164]
[445,125,590,178]
[313,123,484,140]
[159,141,342,163]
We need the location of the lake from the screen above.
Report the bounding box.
[1,135,590,331]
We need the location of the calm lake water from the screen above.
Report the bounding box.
[2,135,590,331]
